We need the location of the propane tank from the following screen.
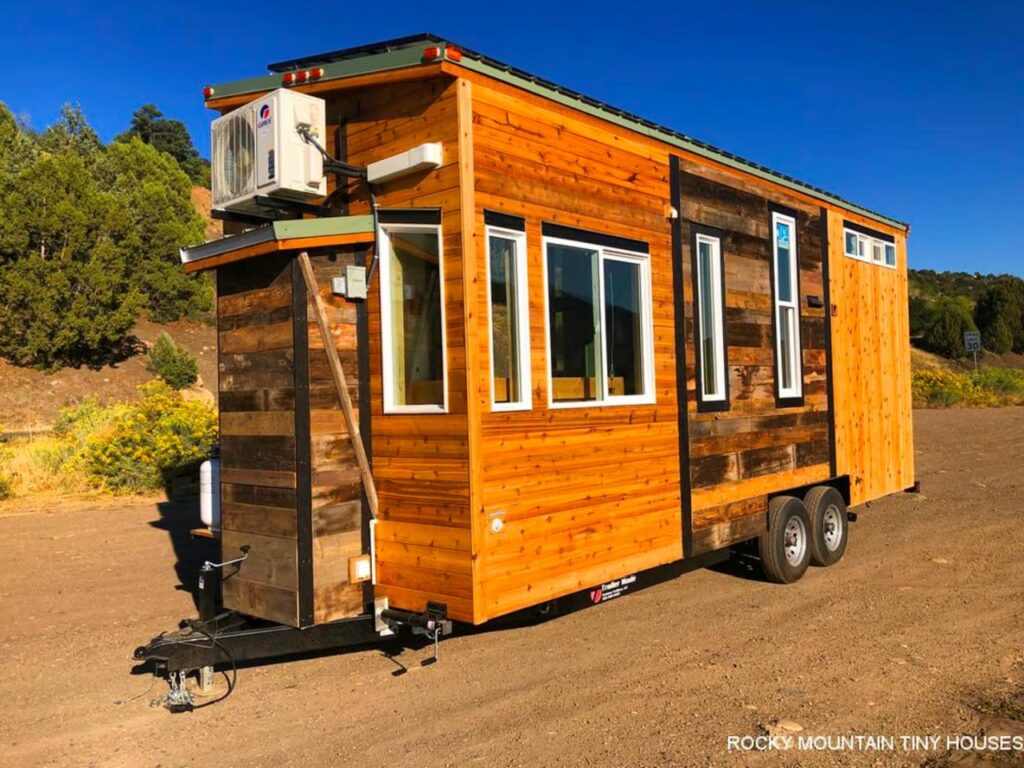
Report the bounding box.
[199,458,220,531]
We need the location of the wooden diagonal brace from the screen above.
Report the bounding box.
[297,251,379,519]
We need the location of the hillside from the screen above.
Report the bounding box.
[0,185,219,433]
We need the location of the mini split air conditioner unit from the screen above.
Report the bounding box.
[211,89,326,216]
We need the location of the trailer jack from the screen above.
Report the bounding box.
[380,601,452,664]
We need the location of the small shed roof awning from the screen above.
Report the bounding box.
[180,215,375,273]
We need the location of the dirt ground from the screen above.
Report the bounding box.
[1,408,1022,767]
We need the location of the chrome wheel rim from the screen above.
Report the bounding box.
[784,516,807,566]
[822,505,843,552]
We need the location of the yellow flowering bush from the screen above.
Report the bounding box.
[912,368,1024,408]
[76,381,217,492]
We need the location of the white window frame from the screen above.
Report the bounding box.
[378,222,448,415]
[771,212,802,400]
[694,232,726,403]
[871,239,884,265]
[485,225,532,412]
[844,227,898,270]
[883,242,897,269]
[541,235,656,409]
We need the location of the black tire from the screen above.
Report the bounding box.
[758,495,812,584]
[804,485,848,567]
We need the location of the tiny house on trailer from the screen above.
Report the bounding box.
[137,33,914,691]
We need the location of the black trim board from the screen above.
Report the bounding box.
[356,248,375,611]
[842,219,895,244]
[669,156,693,558]
[484,210,526,231]
[377,208,442,226]
[689,222,731,414]
[767,202,806,409]
[291,257,315,628]
[541,222,649,254]
[821,208,838,477]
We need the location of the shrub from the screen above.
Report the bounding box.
[984,316,1014,355]
[923,297,976,358]
[912,368,1024,408]
[146,332,198,389]
[76,381,216,492]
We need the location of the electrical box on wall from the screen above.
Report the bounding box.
[330,266,368,300]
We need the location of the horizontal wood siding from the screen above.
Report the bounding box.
[828,212,914,505]
[217,253,299,626]
[305,249,370,623]
[679,161,831,550]
[469,78,683,621]
[324,76,474,621]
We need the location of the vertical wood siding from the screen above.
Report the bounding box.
[827,213,914,505]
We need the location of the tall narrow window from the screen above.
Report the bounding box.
[693,231,727,407]
[884,242,896,268]
[544,226,653,407]
[487,222,531,410]
[379,222,446,413]
[603,255,645,397]
[771,211,802,402]
[547,242,601,403]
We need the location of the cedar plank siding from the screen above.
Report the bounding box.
[469,78,683,622]
[325,76,475,621]
[827,213,914,505]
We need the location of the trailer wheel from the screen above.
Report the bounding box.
[758,496,811,584]
[804,486,848,567]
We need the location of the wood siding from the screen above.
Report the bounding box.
[468,77,684,622]
[305,249,371,623]
[217,253,300,626]
[827,213,914,505]
[325,76,475,621]
[678,161,833,551]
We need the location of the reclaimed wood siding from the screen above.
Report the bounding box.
[827,212,914,505]
[324,76,475,621]
[469,78,684,622]
[678,162,833,550]
[217,253,300,626]
[305,249,370,623]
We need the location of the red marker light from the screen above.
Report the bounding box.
[295,70,310,83]
[202,86,215,99]
[422,46,440,60]
[282,72,296,85]
[446,47,463,62]
[310,67,324,80]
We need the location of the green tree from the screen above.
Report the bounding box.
[923,297,976,358]
[974,278,1024,353]
[93,138,211,322]
[0,103,38,185]
[38,103,102,161]
[146,332,199,389]
[908,296,932,337]
[0,151,142,369]
[985,316,1014,355]
[117,104,210,186]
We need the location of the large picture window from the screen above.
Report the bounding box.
[771,211,803,403]
[693,230,727,408]
[486,222,531,410]
[379,222,446,413]
[543,230,654,407]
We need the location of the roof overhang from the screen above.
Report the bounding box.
[180,215,375,273]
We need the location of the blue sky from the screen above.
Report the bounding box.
[3,1,1021,275]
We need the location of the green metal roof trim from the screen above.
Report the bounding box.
[179,215,375,265]
[207,33,907,231]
